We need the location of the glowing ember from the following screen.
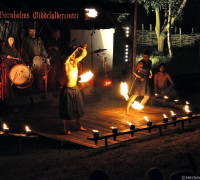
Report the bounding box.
[170,111,176,116]
[163,114,168,118]
[131,101,144,110]
[3,123,9,131]
[155,93,159,97]
[164,96,169,99]
[79,71,94,82]
[120,82,129,101]
[104,80,112,86]
[25,125,31,133]
[144,116,150,122]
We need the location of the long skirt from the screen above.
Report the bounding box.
[59,85,84,120]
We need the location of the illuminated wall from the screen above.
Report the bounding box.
[71,29,114,73]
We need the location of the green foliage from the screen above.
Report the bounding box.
[117,13,130,22]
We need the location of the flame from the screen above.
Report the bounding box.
[111,126,117,129]
[104,80,112,86]
[144,116,150,122]
[3,123,9,130]
[79,71,94,82]
[93,130,99,133]
[155,93,159,97]
[164,96,169,99]
[120,82,129,101]
[126,121,133,126]
[131,101,144,110]
[163,114,168,118]
[174,99,179,102]
[25,125,31,133]
[184,105,191,113]
[170,111,176,116]
[186,101,190,105]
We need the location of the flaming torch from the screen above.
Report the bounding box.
[163,114,168,123]
[120,82,129,101]
[170,111,177,127]
[144,116,152,127]
[127,121,135,137]
[184,104,192,118]
[144,116,152,133]
[79,71,94,83]
[163,114,168,130]
[93,130,99,145]
[3,123,9,133]
[111,126,118,140]
[25,125,32,136]
[170,111,177,120]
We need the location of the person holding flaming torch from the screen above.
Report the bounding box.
[126,49,152,114]
[59,44,87,135]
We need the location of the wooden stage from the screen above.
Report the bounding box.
[2,89,199,149]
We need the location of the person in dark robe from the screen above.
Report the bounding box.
[1,37,19,98]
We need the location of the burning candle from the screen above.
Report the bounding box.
[25,125,32,136]
[111,127,118,134]
[144,116,152,126]
[170,111,177,120]
[164,96,169,100]
[3,123,9,133]
[129,123,135,131]
[163,114,168,123]
[93,130,99,145]
[184,104,192,117]
[93,130,99,138]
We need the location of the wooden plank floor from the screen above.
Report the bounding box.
[23,91,196,149]
[2,86,198,148]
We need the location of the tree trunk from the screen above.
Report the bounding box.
[167,1,173,58]
[155,0,187,53]
[158,34,165,52]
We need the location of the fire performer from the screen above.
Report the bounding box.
[154,63,176,98]
[126,49,152,113]
[59,44,87,135]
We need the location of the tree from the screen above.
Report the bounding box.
[139,0,188,52]
[111,0,188,52]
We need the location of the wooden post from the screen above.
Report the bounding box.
[175,26,177,34]
[131,0,138,79]
[142,24,144,31]
[191,27,194,34]
[150,24,152,31]
[179,28,182,36]
[179,27,182,47]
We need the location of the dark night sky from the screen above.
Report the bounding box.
[0,0,199,32]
